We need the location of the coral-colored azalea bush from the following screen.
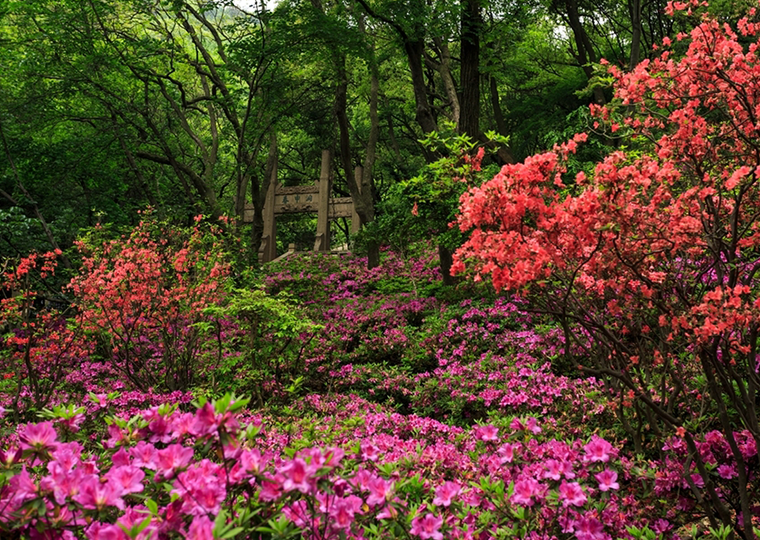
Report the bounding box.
[454,1,760,535]
[1,251,92,418]
[69,216,231,392]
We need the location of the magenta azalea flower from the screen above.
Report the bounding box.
[511,478,542,507]
[558,481,586,507]
[583,436,615,463]
[187,515,214,540]
[74,475,124,511]
[717,464,737,479]
[330,495,363,530]
[155,444,194,479]
[366,476,392,507]
[574,516,606,540]
[497,442,516,464]
[259,474,283,501]
[595,469,619,491]
[410,513,444,540]
[477,425,499,441]
[279,457,316,494]
[106,465,145,495]
[19,422,58,453]
[432,481,461,507]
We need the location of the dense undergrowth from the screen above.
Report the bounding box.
[1,237,757,539]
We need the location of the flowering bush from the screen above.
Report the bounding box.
[453,1,760,534]
[69,216,232,392]
[0,393,669,540]
[0,250,91,419]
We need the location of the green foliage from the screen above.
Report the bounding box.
[200,286,320,405]
[361,127,499,255]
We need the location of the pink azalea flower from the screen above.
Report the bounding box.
[0,446,22,467]
[477,425,499,441]
[367,476,392,506]
[351,468,373,490]
[9,466,38,504]
[717,464,737,479]
[574,516,606,540]
[377,503,400,520]
[279,458,316,494]
[41,460,84,505]
[525,417,542,434]
[361,442,379,461]
[192,403,240,438]
[410,513,444,540]
[173,460,226,517]
[497,443,516,464]
[56,413,85,433]
[653,519,672,533]
[86,521,127,540]
[511,478,542,507]
[146,413,174,444]
[583,436,615,463]
[595,469,619,491]
[115,507,159,540]
[106,465,145,495]
[19,421,58,453]
[187,515,214,540]
[329,496,362,530]
[558,481,586,507]
[543,459,563,480]
[155,444,194,478]
[258,474,283,501]
[50,442,83,473]
[130,441,157,470]
[111,447,130,468]
[74,475,124,511]
[322,446,345,467]
[191,402,219,437]
[240,448,265,473]
[432,481,461,507]
[170,412,196,439]
[106,424,127,448]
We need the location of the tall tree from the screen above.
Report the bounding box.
[2,0,303,255]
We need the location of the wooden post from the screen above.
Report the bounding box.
[258,159,277,263]
[314,150,331,252]
[351,165,362,235]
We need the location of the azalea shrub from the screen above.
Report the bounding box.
[0,250,91,419]
[69,216,232,393]
[453,1,760,534]
[0,393,671,540]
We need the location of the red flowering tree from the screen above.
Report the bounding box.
[453,1,760,535]
[69,216,231,392]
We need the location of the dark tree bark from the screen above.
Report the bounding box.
[556,0,606,105]
[628,0,643,68]
[459,0,481,139]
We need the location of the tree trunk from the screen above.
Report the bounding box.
[362,59,381,269]
[251,133,278,263]
[488,76,516,164]
[405,40,438,135]
[439,244,455,286]
[428,38,460,127]
[562,0,606,105]
[459,0,481,139]
[628,0,643,68]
